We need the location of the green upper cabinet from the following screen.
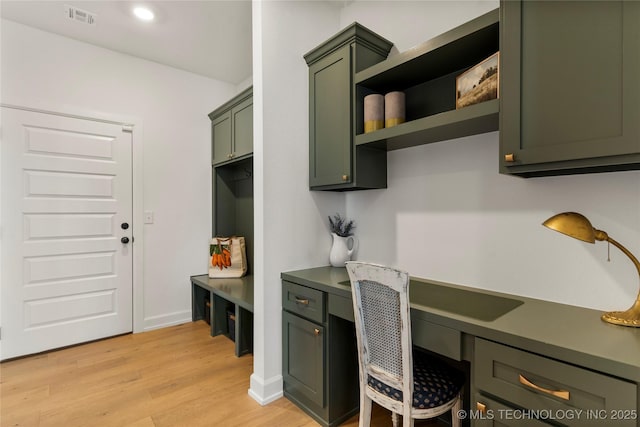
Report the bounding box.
[500,1,640,177]
[304,24,393,191]
[209,87,253,166]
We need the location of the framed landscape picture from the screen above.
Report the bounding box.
[456,52,499,109]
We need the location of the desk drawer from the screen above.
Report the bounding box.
[475,338,637,427]
[411,317,461,361]
[474,393,550,426]
[283,281,324,324]
[328,293,354,322]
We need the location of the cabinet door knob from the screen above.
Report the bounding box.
[504,153,515,162]
[476,402,487,414]
[314,328,321,336]
[342,174,349,181]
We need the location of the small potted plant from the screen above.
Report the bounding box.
[328,214,358,267]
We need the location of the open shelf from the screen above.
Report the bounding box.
[356,99,498,150]
[354,8,499,150]
[213,157,253,274]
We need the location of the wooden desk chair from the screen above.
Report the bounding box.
[346,261,464,427]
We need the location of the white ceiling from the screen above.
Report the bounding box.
[1,0,253,85]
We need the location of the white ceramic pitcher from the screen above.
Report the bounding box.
[329,232,358,267]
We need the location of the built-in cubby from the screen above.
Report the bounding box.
[213,157,253,273]
[191,90,254,356]
[354,8,499,151]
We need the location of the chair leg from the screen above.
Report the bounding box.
[451,393,463,427]
[391,412,399,427]
[402,410,413,427]
[359,393,372,427]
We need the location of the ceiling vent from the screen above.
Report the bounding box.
[64,4,97,25]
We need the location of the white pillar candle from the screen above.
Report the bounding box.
[364,94,384,133]
[385,91,405,128]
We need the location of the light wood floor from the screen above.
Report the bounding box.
[1,321,442,427]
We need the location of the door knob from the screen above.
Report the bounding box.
[121,222,129,230]
[121,237,130,244]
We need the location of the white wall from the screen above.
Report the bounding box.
[1,19,237,331]
[340,1,640,311]
[250,0,345,404]
[250,0,639,403]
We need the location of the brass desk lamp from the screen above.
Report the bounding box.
[543,212,640,327]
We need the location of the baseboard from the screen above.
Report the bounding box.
[248,373,284,405]
[142,310,191,332]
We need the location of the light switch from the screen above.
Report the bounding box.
[144,211,154,224]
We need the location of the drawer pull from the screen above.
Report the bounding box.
[295,297,310,305]
[476,402,487,414]
[519,374,570,400]
[504,153,515,162]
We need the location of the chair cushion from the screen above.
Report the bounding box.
[367,350,464,409]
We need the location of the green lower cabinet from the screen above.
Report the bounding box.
[499,0,640,177]
[473,394,550,427]
[474,338,637,427]
[282,283,359,427]
[283,311,325,408]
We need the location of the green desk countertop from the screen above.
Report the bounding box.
[281,266,640,382]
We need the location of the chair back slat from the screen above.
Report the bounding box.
[347,262,413,401]
[359,279,403,378]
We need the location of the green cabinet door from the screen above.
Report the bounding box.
[232,95,253,160]
[500,0,640,177]
[282,310,325,408]
[308,45,352,188]
[211,111,232,165]
[305,23,392,191]
[209,87,253,166]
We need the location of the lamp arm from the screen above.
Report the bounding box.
[602,235,640,280]
[589,226,640,326]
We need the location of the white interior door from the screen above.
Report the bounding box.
[1,107,133,360]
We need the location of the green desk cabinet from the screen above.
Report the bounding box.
[209,87,253,166]
[281,266,640,427]
[282,279,359,427]
[304,23,392,191]
[500,0,640,177]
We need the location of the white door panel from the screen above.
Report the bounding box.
[1,107,133,359]
[24,237,118,257]
[24,170,115,198]
[24,155,118,174]
[24,213,115,239]
[23,199,118,213]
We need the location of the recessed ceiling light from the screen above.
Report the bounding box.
[133,6,154,21]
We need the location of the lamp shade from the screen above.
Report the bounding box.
[542,212,596,243]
